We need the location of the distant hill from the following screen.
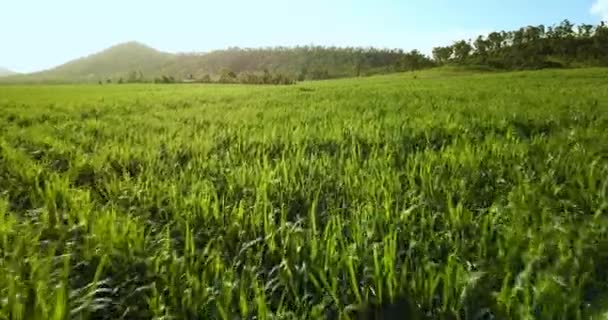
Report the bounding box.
[1,42,435,83]
[0,67,18,77]
[4,42,175,83]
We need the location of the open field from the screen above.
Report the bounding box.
[1,68,608,319]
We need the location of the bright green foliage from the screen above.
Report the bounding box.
[0,68,607,319]
[435,20,608,70]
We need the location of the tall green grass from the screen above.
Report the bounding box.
[0,68,607,319]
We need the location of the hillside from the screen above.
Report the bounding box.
[433,19,608,69]
[0,67,17,77]
[5,42,175,83]
[1,43,435,83]
[162,46,434,81]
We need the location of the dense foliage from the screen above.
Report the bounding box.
[1,68,607,319]
[166,46,435,81]
[433,20,608,69]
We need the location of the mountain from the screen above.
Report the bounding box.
[0,67,18,77]
[5,42,175,83]
[1,42,435,83]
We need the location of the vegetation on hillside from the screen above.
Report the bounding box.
[164,46,435,81]
[4,42,175,83]
[434,20,608,69]
[2,44,435,84]
[1,68,607,319]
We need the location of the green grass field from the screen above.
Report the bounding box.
[1,68,608,319]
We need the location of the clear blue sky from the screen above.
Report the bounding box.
[1,0,606,73]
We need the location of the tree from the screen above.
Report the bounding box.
[298,66,309,81]
[238,72,261,84]
[473,36,489,61]
[354,58,362,77]
[219,69,237,83]
[432,46,453,64]
[127,71,139,83]
[523,26,543,43]
[578,24,594,38]
[262,69,272,83]
[310,69,330,80]
[399,50,434,71]
[487,32,504,51]
[199,74,211,83]
[546,26,556,38]
[559,19,575,38]
[512,28,525,46]
[593,22,608,57]
[154,75,175,84]
[452,40,473,63]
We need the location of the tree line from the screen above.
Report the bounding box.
[98,69,298,85]
[433,20,608,69]
[153,69,297,85]
[99,47,436,85]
